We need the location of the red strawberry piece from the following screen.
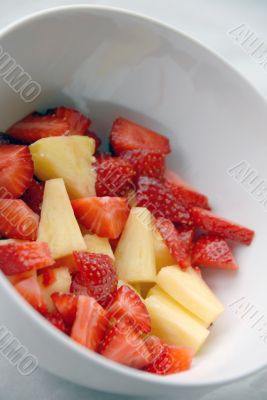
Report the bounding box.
[45,311,68,334]
[106,285,151,334]
[0,145,33,199]
[145,343,194,375]
[40,267,56,287]
[110,117,170,155]
[0,199,39,240]
[22,179,44,215]
[121,149,165,181]
[15,275,47,314]
[71,252,118,307]
[71,295,108,350]
[190,207,255,245]
[51,292,78,326]
[98,318,151,369]
[164,169,210,210]
[0,132,21,145]
[55,106,91,135]
[136,177,192,225]
[6,113,70,144]
[0,242,53,276]
[96,156,136,197]
[86,131,101,152]
[192,234,238,270]
[155,218,194,269]
[71,197,129,239]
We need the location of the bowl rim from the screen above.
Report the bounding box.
[0,3,267,389]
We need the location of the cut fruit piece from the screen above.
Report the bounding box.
[15,275,47,314]
[83,233,114,261]
[110,117,170,155]
[55,106,91,135]
[192,234,238,270]
[136,177,192,224]
[190,207,254,245]
[0,145,34,199]
[72,197,129,239]
[121,149,165,181]
[98,318,151,369]
[8,269,36,285]
[30,136,96,199]
[45,311,68,333]
[38,179,86,259]
[0,199,39,240]
[164,169,210,209]
[153,227,175,271]
[71,296,108,350]
[38,267,71,312]
[106,285,151,333]
[86,131,101,152]
[156,266,224,325]
[155,218,194,269]
[71,252,118,308]
[7,113,69,144]
[0,241,53,276]
[51,292,78,326]
[125,190,137,207]
[96,156,136,197]
[145,290,209,352]
[22,179,44,215]
[115,207,156,282]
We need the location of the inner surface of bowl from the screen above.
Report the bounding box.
[0,5,267,395]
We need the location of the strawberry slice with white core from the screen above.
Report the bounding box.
[15,275,48,314]
[55,107,91,135]
[51,292,78,326]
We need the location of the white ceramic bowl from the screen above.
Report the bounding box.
[0,5,267,397]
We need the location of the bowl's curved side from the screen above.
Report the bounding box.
[0,5,267,394]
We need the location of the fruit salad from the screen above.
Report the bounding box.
[0,108,255,375]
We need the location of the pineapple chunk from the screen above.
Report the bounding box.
[30,136,96,199]
[153,228,175,271]
[38,179,86,259]
[157,266,224,325]
[38,267,71,311]
[83,233,114,261]
[145,291,209,352]
[115,207,156,282]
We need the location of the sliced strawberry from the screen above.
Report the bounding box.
[86,131,101,152]
[55,106,91,135]
[71,197,129,239]
[0,132,21,145]
[51,292,78,326]
[45,310,68,333]
[192,234,238,270]
[71,252,118,307]
[15,275,47,314]
[98,318,151,369]
[0,145,33,199]
[71,295,108,350]
[145,343,194,375]
[8,269,36,285]
[190,207,255,245]
[40,267,56,287]
[53,254,77,272]
[22,179,44,215]
[164,169,210,210]
[0,242,53,276]
[96,156,135,197]
[111,117,170,154]
[106,285,151,333]
[0,199,39,240]
[155,218,194,269]
[136,177,192,225]
[6,113,70,144]
[121,149,165,181]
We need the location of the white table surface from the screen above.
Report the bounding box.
[1,1,267,399]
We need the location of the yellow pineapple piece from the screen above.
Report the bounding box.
[145,290,209,352]
[38,179,86,259]
[38,267,71,311]
[156,266,224,325]
[83,233,114,261]
[115,207,156,282]
[153,228,175,271]
[30,136,96,199]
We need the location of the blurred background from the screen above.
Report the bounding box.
[1,1,267,399]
